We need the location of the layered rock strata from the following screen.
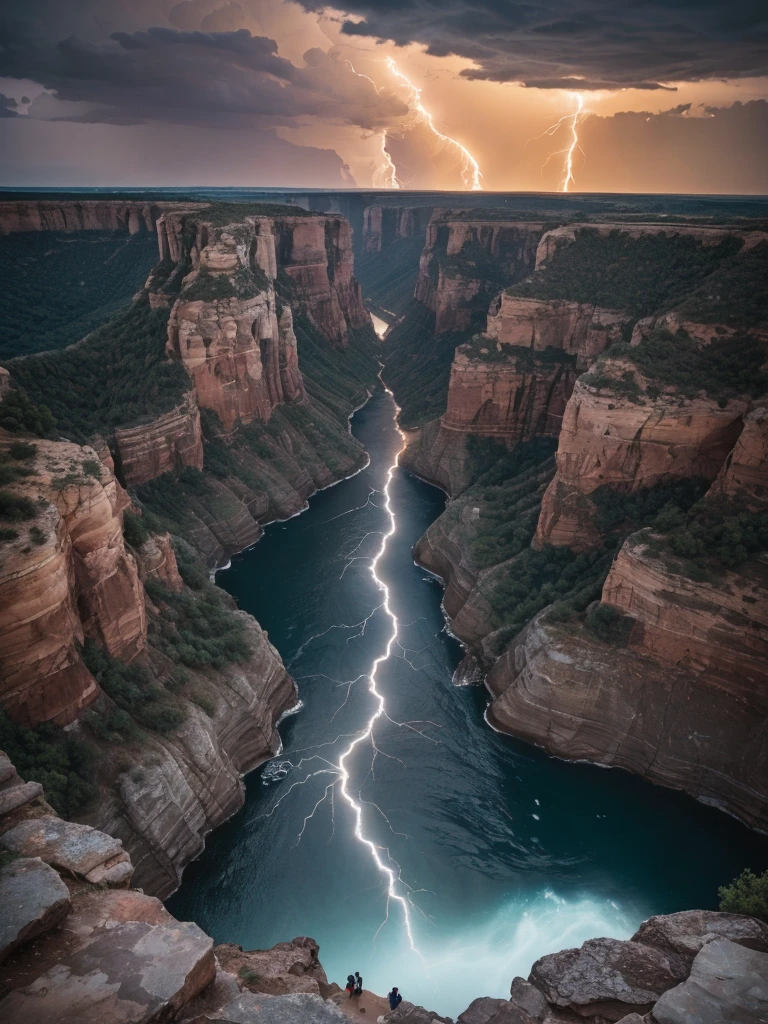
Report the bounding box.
[0,200,195,236]
[534,374,748,551]
[414,213,546,333]
[362,204,433,253]
[0,435,146,726]
[113,391,204,486]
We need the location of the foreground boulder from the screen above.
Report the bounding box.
[383,1001,453,1024]
[214,936,331,997]
[0,918,215,1023]
[631,909,768,978]
[529,936,679,1021]
[197,990,348,1023]
[1,815,133,887]
[651,938,768,1024]
[0,857,70,965]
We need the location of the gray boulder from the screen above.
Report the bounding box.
[0,918,215,1023]
[1,814,133,885]
[510,978,549,1019]
[383,1000,454,1023]
[631,910,768,978]
[458,998,510,1024]
[0,857,70,964]
[529,936,679,1022]
[651,938,768,1024]
[202,991,348,1023]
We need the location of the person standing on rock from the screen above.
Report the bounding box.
[354,971,363,996]
[346,974,356,998]
[388,986,402,1011]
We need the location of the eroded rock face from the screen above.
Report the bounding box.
[0,436,146,726]
[363,205,433,252]
[135,531,184,593]
[83,616,296,897]
[485,295,627,369]
[414,213,545,333]
[708,403,768,509]
[441,347,574,442]
[534,376,747,551]
[486,608,768,829]
[113,391,204,486]
[0,200,183,236]
[602,532,768,693]
[631,910,768,977]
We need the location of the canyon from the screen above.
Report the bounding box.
[0,192,767,1023]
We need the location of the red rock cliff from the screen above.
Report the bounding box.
[534,370,748,551]
[414,212,546,334]
[113,391,204,487]
[0,436,146,727]
[0,200,196,237]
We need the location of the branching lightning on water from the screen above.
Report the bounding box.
[385,57,484,191]
[532,92,586,192]
[257,382,439,956]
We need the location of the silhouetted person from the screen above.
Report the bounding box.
[346,974,356,998]
[388,987,403,1011]
[354,971,363,996]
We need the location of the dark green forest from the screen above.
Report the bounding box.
[0,231,159,360]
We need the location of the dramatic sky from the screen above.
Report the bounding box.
[1,0,767,192]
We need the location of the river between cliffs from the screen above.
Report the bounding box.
[169,384,768,1017]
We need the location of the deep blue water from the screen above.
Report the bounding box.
[168,385,768,1017]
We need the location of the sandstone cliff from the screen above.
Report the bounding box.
[362,204,433,253]
[414,212,546,334]
[113,391,204,486]
[0,200,170,236]
[534,370,748,551]
[0,434,146,727]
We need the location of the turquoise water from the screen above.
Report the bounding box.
[168,385,768,1017]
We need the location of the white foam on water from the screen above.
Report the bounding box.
[359,890,643,1018]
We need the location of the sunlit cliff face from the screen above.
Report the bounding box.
[0,0,766,191]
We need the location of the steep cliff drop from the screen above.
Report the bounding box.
[392,215,768,830]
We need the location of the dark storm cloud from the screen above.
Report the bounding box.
[0,95,20,117]
[0,14,407,129]
[295,0,768,88]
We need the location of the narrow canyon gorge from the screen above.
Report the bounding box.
[0,191,767,1024]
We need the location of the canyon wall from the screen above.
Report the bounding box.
[362,204,433,253]
[0,199,194,236]
[113,391,204,487]
[414,212,546,334]
[534,372,748,551]
[0,434,146,727]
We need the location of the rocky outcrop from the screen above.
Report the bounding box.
[84,614,296,897]
[134,531,184,593]
[0,200,194,237]
[113,391,204,486]
[440,346,574,442]
[362,205,433,252]
[399,419,475,495]
[523,911,768,1023]
[708,403,768,509]
[485,602,768,829]
[534,374,747,551]
[485,294,628,369]
[0,858,70,966]
[414,212,545,333]
[0,435,146,726]
[215,936,332,997]
[603,531,768,694]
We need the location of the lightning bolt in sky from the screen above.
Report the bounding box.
[258,382,440,955]
[343,58,401,189]
[533,92,586,192]
[385,57,484,191]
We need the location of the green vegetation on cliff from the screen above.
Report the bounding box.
[0,231,159,359]
[719,868,768,923]
[353,234,425,316]
[0,711,97,817]
[7,295,189,440]
[675,241,768,328]
[511,229,742,317]
[383,301,465,428]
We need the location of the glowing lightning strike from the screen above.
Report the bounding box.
[532,92,586,192]
[343,58,401,189]
[385,57,483,191]
[333,382,424,956]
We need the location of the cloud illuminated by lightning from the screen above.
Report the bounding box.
[342,57,401,188]
[385,57,483,191]
[532,92,586,192]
